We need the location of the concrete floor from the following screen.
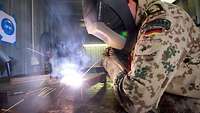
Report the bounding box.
[0,75,126,113]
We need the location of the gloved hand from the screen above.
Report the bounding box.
[102,47,129,81]
[103,47,129,66]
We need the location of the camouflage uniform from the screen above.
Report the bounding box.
[103,0,200,113]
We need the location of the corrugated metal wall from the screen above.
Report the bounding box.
[0,0,45,76]
[0,0,96,76]
[84,45,108,65]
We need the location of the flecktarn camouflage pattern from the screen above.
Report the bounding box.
[103,0,200,113]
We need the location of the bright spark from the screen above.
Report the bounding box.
[60,65,83,88]
[59,60,100,88]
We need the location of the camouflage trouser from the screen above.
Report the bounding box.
[156,93,200,113]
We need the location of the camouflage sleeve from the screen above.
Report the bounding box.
[113,19,188,113]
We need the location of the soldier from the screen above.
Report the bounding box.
[84,0,200,112]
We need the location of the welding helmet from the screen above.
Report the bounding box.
[83,0,138,52]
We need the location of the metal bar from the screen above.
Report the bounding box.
[3,99,24,113]
[31,0,35,51]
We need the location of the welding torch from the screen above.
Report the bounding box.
[81,59,107,87]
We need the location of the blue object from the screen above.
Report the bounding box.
[1,18,15,35]
[0,40,16,46]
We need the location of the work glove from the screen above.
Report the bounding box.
[102,47,129,81]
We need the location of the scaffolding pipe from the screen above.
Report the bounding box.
[31,0,35,52]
